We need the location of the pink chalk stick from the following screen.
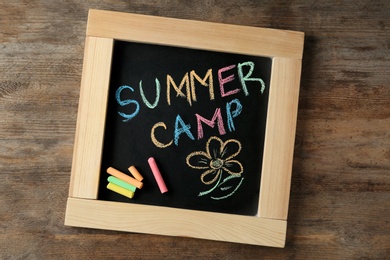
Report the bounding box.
[148,157,168,193]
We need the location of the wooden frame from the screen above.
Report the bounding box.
[65,9,304,247]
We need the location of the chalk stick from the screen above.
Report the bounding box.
[108,176,137,192]
[107,182,134,199]
[128,166,143,181]
[147,157,168,193]
[107,167,143,189]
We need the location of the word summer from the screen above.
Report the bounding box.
[115,61,266,148]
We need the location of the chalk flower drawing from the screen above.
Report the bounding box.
[186,136,244,200]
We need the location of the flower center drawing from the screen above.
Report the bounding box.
[210,158,224,169]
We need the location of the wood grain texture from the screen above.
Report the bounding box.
[65,197,287,248]
[1,0,389,259]
[259,57,302,220]
[87,9,304,59]
[69,36,113,199]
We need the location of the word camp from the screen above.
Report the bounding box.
[115,61,266,148]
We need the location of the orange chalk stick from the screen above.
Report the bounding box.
[128,166,143,181]
[107,167,143,189]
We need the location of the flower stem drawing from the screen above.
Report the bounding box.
[186,136,244,200]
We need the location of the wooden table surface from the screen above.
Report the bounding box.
[1,1,389,259]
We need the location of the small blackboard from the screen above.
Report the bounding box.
[65,9,304,247]
[99,40,272,216]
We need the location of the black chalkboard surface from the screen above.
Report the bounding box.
[99,40,272,216]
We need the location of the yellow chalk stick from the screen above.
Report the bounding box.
[107,182,134,199]
[107,167,143,189]
[128,166,143,181]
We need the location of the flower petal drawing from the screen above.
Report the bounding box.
[221,139,241,161]
[186,151,210,169]
[222,160,243,175]
[201,168,222,185]
[206,136,224,160]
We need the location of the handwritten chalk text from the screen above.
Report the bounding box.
[115,61,265,148]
